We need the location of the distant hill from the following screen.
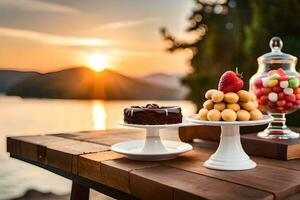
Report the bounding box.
[141,73,188,99]
[6,67,182,100]
[0,70,39,93]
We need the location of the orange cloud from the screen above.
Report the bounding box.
[0,0,79,13]
[0,27,111,47]
[98,18,159,29]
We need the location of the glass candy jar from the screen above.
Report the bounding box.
[250,37,299,139]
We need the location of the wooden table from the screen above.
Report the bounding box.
[6,128,300,200]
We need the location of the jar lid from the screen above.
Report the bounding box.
[257,37,297,65]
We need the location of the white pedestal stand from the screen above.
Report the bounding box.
[204,125,255,170]
[187,115,273,170]
[141,128,168,154]
[110,122,193,161]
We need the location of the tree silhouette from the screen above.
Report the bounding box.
[161,0,300,111]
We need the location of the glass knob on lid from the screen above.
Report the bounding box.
[269,36,283,51]
[258,36,297,65]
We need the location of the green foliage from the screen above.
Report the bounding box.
[161,0,300,110]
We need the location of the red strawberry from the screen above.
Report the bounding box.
[218,69,244,93]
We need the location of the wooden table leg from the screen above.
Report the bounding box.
[71,181,90,200]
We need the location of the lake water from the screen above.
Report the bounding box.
[0,96,196,200]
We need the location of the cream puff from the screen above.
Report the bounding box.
[207,109,221,121]
[227,103,241,111]
[224,92,239,103]
[250,109,263,120]
[203,100,214,110]
[240,101,256,111]
[237,110,251,121]
[221,109,237,121]
[237,90,251,102]
[205,89,218,99]
[198,108,208,120]
[211,91,224,103]
[214,102,226,111]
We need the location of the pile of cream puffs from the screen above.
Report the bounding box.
[199,89,263,121]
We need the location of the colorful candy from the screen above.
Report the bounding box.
[262,77,269,87]
[272,86,282,94]
[285,94,296,102]
[262,87,272,95]
[294,87,300,94]
[254,79,263,88]
[288,77,299,88]
[276,100,286,107]
[270,73,280,80]
[279,76,289,81]
[253,68,300,113]
[279,81,289,88]
[283,88,293,95]
[268,92,278,102]
[268,79,278,87]
[278,92,285,100]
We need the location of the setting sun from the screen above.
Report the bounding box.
[86,53,109,72]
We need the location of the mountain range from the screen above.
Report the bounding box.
[0,70,39,93]
[3,67,186,100]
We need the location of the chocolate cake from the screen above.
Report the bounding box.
[124,104,182,125]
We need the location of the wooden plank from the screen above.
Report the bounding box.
[7,137,19,155]
[253,157,300,171]
[55,129,141,141]
[45,138,109,173]
[163,157,300,199]
[241,133,300,160]
[81,132,144,146]
[285,193,300,200]
[55,130,144,146]
[7,135,68,162]
[70,181,90,200]
[130,167,173,200]
[7,135,110,173]
[130,166,273,200]
[100,158,159,193]
[78,151,123,182]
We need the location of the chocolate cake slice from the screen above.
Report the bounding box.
[123,104,182,125]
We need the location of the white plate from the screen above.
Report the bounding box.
[111,140,192,161]
[118,120,195,129]
[187,114,273,126]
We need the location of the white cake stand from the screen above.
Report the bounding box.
[187,115,273,170]
[110,121,193,161]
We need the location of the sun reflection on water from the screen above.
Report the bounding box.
[92,101,106,130]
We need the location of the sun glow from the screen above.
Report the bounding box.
[86,53,109,72]
[92,101,106,130]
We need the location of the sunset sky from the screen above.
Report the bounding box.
[0,0,195,76]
